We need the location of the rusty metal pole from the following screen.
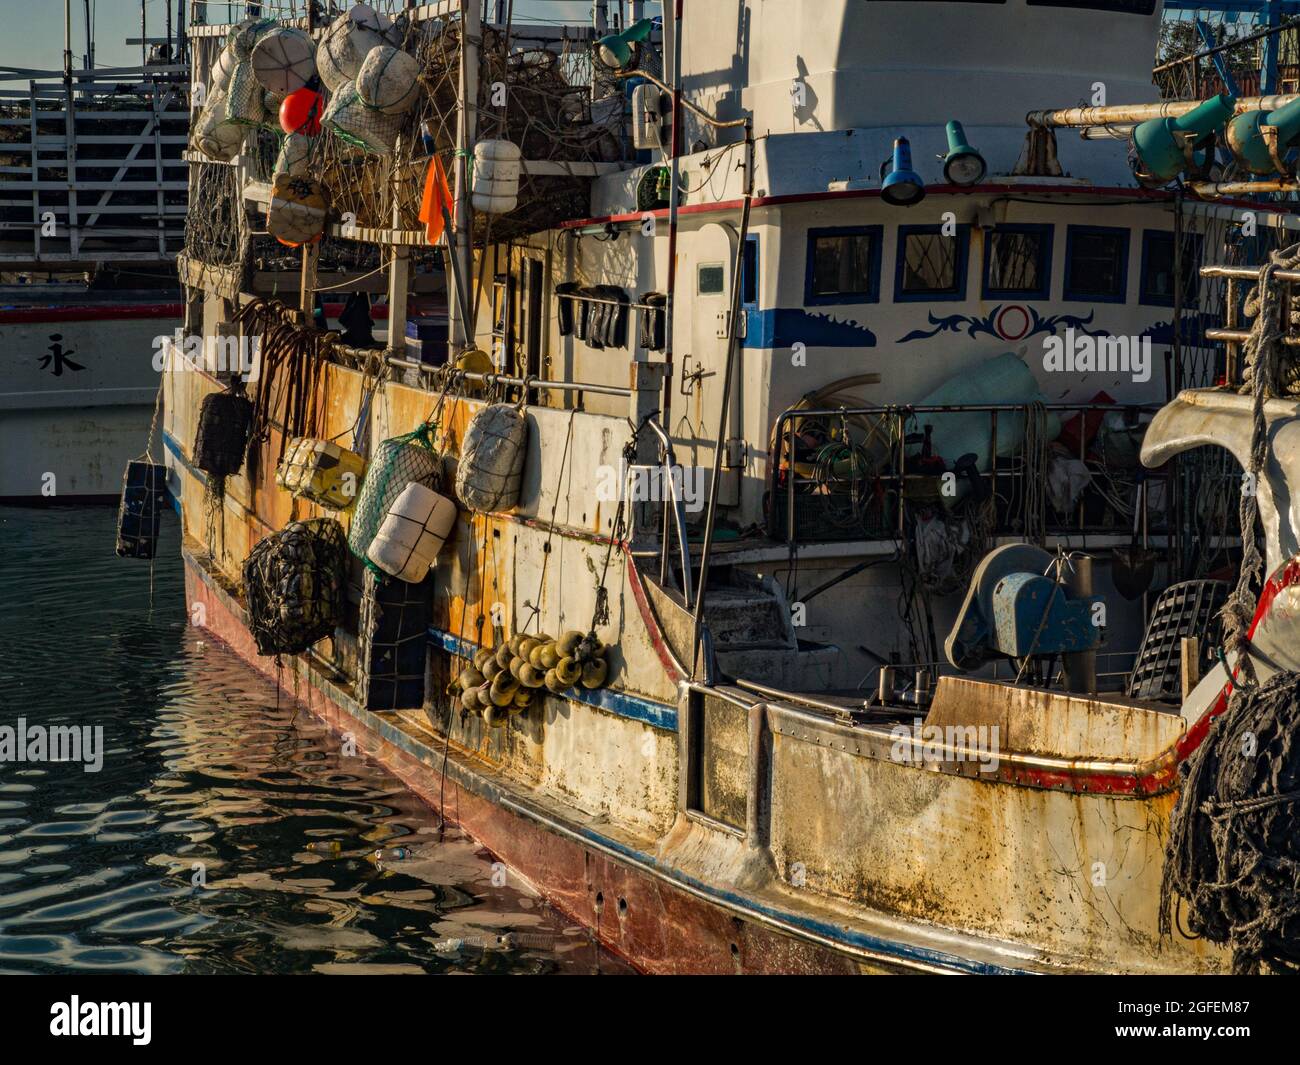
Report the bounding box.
[1062,555,1096,694]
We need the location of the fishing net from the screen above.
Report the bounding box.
[348,425,443,560]
[323,83,405,154]
[1161,670,1300,974]
[274,132,314,178]
[115,461,168,560]
[193,391,255,479]
[243,518,347,656]
[225,60,270,127]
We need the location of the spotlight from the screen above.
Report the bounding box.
[942,120,986,186]
[596,18,655,71]
[881,137,926,207]
[1131,92,1235,183]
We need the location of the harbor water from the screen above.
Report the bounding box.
[0,505,627,975]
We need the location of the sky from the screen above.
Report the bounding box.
[0,0,610,74]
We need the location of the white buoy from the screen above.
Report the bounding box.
[471,140,523,215]
[274,132,314,178]
[193,92,244,161]
[251,27,317,95]
[356,45,422,116]
[367,483,458,583]
[317,8,388,92]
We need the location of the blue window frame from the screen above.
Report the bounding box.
[982,223,1054,301]
[1063,225,1129,304]
[805,225,883,306]
[1139,229,1202,307]
[894,224,970,302]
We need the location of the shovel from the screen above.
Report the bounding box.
[1112,476,1156,600]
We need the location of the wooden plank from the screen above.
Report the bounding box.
[17,181,190,191]
[327,222,430,247]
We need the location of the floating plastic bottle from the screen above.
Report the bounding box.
[374,846,412,862]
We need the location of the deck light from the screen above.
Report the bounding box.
[942,121,986,185]
[1227,96,1300,175]
[596,18,655,71]
[880,137,926,206]
[1131,92,1235,184]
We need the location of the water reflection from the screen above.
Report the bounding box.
[0,506,626,975]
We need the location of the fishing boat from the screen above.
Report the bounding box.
[159,1,1300,974]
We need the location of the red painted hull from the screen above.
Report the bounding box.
[183,558,872,975]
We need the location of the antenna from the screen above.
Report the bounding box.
[83,0,94,73]
[63,0,72,85]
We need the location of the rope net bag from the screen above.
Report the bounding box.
[1155,241,1300,973]
[243,517,348,656]
[1161,670,1300,974]
[1221,241,1300,683]
[348,423,444,561]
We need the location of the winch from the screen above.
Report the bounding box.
[945,544,1103,688]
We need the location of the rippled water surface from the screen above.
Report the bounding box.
[0,505,625,974]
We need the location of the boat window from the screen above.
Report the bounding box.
[1064,225,1129,303]
[1140,230,1201,307]
[698,263,725,295]
[805,225,883,305]
[1027,0,1155,13]
[742,237,758,306]
[982,224,1053,300]
[895,224,970,302]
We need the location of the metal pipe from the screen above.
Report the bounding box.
[660,0,683,448]
[690,118,754,678]
[391,358,635,397]
[1061,555,1096,694]
[64,0,72,86]
[1191,179,1300,196]
[1027,94,1300,129]
[450,0,480,353]
[1203,264,1300,281]
[642,417,694,603]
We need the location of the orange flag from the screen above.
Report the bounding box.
[419,155,453,245]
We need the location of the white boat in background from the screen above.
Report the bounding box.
[0,25,188,502]
[0,287,179,501]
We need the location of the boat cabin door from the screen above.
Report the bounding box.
[679,221,742,507]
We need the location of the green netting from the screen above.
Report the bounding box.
[324,83,404,155]
[348,424,443,561]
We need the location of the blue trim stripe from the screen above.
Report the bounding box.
[428,625,678,731]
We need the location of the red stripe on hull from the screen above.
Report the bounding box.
[183,560,869,975]
[0,303,182,323]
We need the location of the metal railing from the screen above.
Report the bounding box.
[769,401,1166,551]
[642,416,693,604]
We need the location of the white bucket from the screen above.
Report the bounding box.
[471,139,522,215]
[367,482,458,583]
